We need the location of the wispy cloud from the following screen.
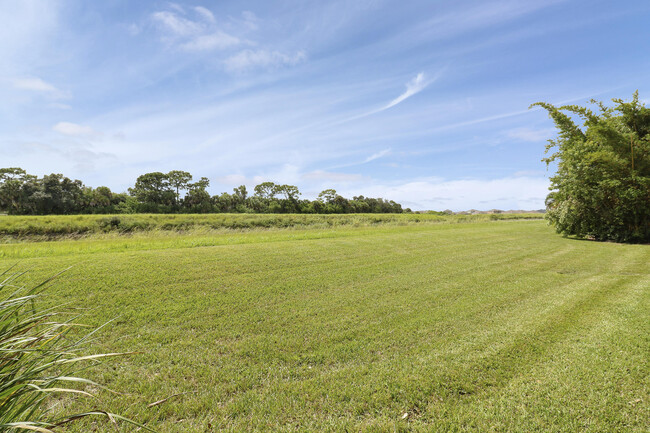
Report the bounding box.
[183,32,240,51]
[13,77,58,92]
[327,72,437,127]
[301,170,363,183]
[194,6,215,23]
[507,127,555,142]
[363,149,391,163]
[48,102,72,110]
[240,11,259,31]
[151,6,241,51]
[53,122,98,137]
[328,148,392,170]
[11,77,70,99]
[7,138,117,173]
[224,49,306,73]
[151,11,203,37]
[383,72,429,110]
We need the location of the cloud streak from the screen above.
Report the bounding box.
[224,50,306,73]
[11,77,70,99]
[363,149,391,163]
[383,72,429,110]
[53,122,98,137]
[151,6,241,51]
[336,71,437,125]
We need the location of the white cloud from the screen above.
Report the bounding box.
[214,174,248,185]
[152,11,203,37]
[194,6,215,23]
[151,6,241,52]
[383,72,429,110]
[241,11,259,30]
[181,31,240,51]
[337,72,437,125]
[507,127,555,142]
[224,49,306,72]
[301,170,364,183]
[48,102,72,110]
[126,23,141,36]
[363,149,391,163]
[53,122,98,137]
[513,170,545,177]
[7,138,117,173]
[11,77,69,99]
[13,77,58,92]
[167,3,185,14]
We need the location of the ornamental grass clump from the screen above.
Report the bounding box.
[0,268,154,432]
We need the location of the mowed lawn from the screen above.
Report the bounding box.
[1,220,648,432]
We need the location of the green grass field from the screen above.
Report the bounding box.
[1,217,648,432]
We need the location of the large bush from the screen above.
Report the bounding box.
[533,92,650,243]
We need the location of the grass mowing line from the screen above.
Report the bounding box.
[325,267,644,431]
[224,240,644,428]
[172,230,572,404]
[435,270,650,432]
[0,221,647,432]
[129,225,554,335]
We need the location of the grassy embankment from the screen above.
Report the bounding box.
[0,216,647,432]
[0,212,542,239]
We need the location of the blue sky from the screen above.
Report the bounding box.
[2,0,649,210]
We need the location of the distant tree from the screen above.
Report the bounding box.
[274,184,301,212]
[276,184,300,201]
[532,91,650,242]
[23,174,84,215]
[167,170,193,206]
[0,167,28,182]
[213,192,235,212]
[233,185,248,202]
[0,168,35,214]
[190,177,210,191]
[317,189,338,204]
[82,186,112,213]
[129,172,175,209]
[245,195,267,213]
[184,177,211,212]
[1,168,406,215]
[254,182,278,199]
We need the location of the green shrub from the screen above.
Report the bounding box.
[0,269,154,432]
[533,92,650,243]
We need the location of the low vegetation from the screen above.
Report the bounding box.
[2,219,647,432]
[0,212,542,240]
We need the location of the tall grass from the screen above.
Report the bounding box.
[0,213,544,240]
[0,268,154,432]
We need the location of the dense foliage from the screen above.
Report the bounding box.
[533,92,650,242]
[0,169,405,215]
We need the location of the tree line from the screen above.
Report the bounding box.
[0,168,406,215]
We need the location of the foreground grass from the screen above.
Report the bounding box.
[1,220,647,432]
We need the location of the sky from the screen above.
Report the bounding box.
[1,0,649,211]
